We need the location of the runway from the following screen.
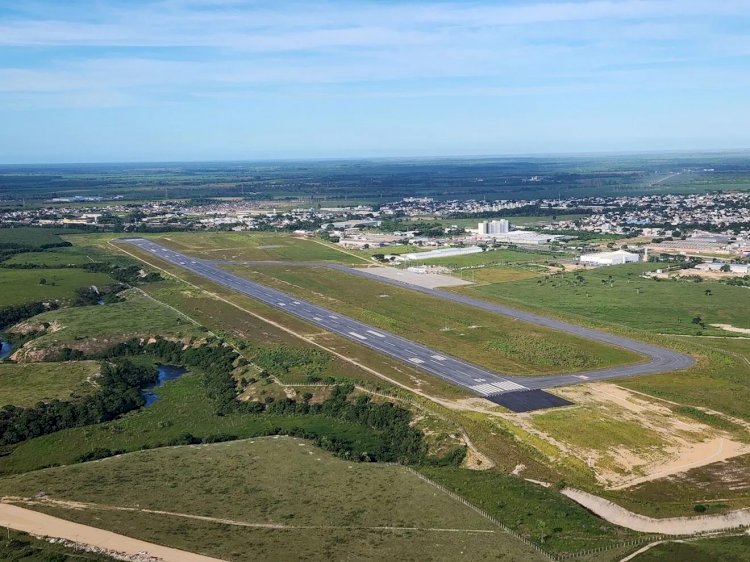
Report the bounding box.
[119,239,694,410]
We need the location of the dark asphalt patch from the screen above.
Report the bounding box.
[486,389,573,412]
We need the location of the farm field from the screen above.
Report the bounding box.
[0,361,99,407]
[223,264,641,375]
[0,268,114,307]
[462,262,750,335]
[9,289,205,360]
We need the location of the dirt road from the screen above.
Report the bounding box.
[562,488,750,535]
[0,503,225,562]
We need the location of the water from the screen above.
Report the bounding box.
[0,340,12,360]
[142,364,187,407]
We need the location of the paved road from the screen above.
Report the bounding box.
[120,240,694,399]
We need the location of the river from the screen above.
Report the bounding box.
[142,364,187,406]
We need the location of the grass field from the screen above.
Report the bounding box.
[464,262,750,335]
[418,466,640,554]
[225,264,640,375]
[150,231,364,263]
[0,227,71,249]
[2,247,96,267]
[633,535,750,561]
[460,266,542,284]
[0,361,99,407]
[12,289,204,355]
[402,247,561,269]
[0,438,553,561]
[0,268,114,307]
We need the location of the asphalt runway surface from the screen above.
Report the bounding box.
[120,240,694,410]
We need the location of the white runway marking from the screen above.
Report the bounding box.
[409,357,425,364]
[431,354,447,361]
[471,381,527,395]
[366,330,386,338]
[349,332,367,340]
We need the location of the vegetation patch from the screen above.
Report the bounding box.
[0,361,99,407]
[417,466,639,554]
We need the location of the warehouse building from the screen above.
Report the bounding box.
[579,250,640,266]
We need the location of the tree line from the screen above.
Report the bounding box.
[0,360,157,446]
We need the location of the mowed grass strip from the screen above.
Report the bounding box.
[225,264,640,375]
[0,268,114,307]
[0,361,100,407]
[465,262,750,335]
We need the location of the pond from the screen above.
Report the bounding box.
[0,339,13,360]
[142,364,187,407]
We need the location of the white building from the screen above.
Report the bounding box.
[477,219,509,236]
[579,250,640,266]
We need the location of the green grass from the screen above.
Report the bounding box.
[418,466,640,554]
[146,232,363,263]
[0,227,70,249]
[404,247,560,268]
[13,289,204,353]
[0,268,114,307]
[0,438,546,561]
[0,361,99,407]
[465,262,750,335]
[531,406,663,453]
[226,264,640,375]
[2,248,95,267]
[631,535,750,561]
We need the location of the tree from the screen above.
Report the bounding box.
[720,264,731,273]
[38,278,46,285]
[705,289,712,296]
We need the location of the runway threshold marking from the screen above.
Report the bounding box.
[409,357,425,364]
[366,330,386,338]
[348,332,367,340]
[471,381,527,395]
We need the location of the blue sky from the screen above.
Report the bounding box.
[1,0,749,163]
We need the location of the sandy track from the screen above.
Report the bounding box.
[0,503,224,562]
[561,489,750,535]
